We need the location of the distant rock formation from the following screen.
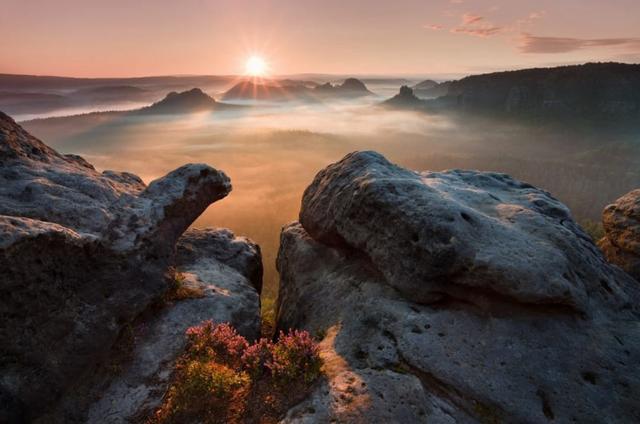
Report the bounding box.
[413,80,452,99]
[222,80,317,102]
[413,79,438,90]
[0,111,261,421]
[430,62,640,120]
[276,151,640,422]
[599,189,640,281]
[315,78,373,98]
[383,63,640,122]
[136,88,222,114]
[222,78,373,101]
[381,85,425,109]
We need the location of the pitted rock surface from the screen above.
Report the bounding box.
[0,112,233,421]
[278,151,640,423]
[599,188,640,281]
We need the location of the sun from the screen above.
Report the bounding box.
[245,55,268,77]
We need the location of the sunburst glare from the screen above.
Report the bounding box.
[245,55,268,77]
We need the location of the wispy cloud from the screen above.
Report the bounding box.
[453,13,502,37]
[519,33,640,53]
[462,13,484,25]
[453,25,503,37]
[424,24,444,31]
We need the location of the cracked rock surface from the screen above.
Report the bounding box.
[277,151,640,423]
[0,112,256,422]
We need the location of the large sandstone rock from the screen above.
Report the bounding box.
[277,151,640,423]
[599,189,640,281]
[82,228,261,424]
[0,112,234,421]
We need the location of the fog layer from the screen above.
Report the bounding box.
[21,103,640,303]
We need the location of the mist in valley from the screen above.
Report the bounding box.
[20,102,640,307]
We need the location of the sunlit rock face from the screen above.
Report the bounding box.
[0,112,260,422]
[599,189,640,281]
[84,228,261,424]
[276,151,640,423]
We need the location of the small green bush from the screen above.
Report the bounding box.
[170,361,248,415]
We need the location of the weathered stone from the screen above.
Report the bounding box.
[599,189,640,281]
[84,228,261,424]
[0,112,233,420]
[278,151,640,423]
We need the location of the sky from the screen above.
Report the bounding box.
[1,0,639,78]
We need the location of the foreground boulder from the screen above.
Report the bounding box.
[0,112,255,421]
[599,189,640,281]
[277,151,640,423]
[81,228,261,423]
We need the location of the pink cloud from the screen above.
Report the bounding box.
[462,13,484,25]
[453,25,503,37]
[452,13,502,37]
[424,24,444,31]
[528,11,545,20]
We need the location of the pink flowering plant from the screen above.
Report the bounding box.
[154,321,323,423]
[267,330,322,385]
[185,321,248,367]
[241,338,274,379]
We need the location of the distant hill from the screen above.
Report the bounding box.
[135,88,231,114]
[222,80,317,102]
[381,86,425,109]
[222,78,373,101]
[413,80,452,99]
[314,78,373,98]
[0,73,235,91]
[430,62,640,120]
[413,79,438,90]
[0,91,70,114]
[385,63,640,122]
[73,85,149,97]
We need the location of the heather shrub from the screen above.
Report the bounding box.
[153,322,323,423]
[268,329,322,385]
[185,321,248,366]
[241,338,274,379]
